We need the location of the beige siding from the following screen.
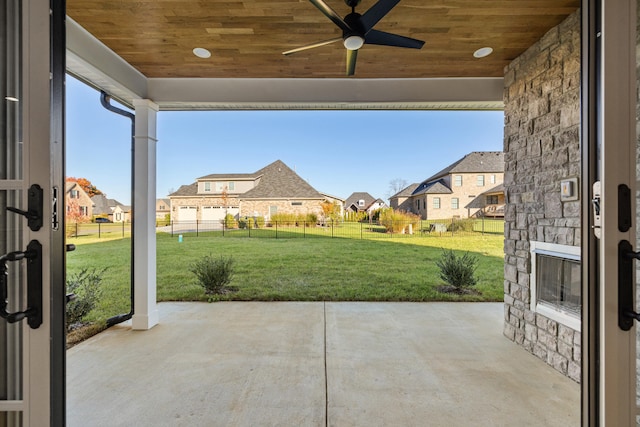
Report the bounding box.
[410,172,504,220]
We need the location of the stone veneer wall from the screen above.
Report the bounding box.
[502,10,581,382]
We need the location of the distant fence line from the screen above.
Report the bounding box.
[67,218,504,240]
[163,217,504,239]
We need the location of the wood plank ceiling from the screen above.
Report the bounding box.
[66,0,580,79]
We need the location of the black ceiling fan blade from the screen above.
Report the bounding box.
[309,0,353,33]
[346,49,358,76]
[361,0,401,32]
[283,37,342,56]
[365,29,425,49]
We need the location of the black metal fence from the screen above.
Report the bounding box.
[161,217,504,240]
[66,222,131,238]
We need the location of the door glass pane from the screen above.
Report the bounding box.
[0,0,24,424]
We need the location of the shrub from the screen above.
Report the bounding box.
[305,213,318,224]
[190,255,235,295]
[378,208,420,233]
[271,213,297,226]
[238,217,249,229]
[435,249,478,290]
[224,213,237,229]
[447,218,475,232]
[66,268,105,331]
[255,216,265,228]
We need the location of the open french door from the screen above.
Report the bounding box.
[0,0,66,425]
[582,0,640,424]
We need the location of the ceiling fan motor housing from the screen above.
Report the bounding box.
[344,0,361,7]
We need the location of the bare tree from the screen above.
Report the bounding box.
[387,178,408,198]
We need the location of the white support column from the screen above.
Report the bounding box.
[132,99,159,330]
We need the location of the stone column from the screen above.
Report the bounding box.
[132,99,159,330]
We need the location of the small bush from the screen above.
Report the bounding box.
[190,255,235,295]
[66,268,105,332]
[224,213,237,229]
[255,216,265,228]
[447,218,475,232]
[435,249,478,291]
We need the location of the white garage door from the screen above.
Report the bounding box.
[178,206,197,222]
[201,206,224,221]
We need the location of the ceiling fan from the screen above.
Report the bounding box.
[283,0,425,76]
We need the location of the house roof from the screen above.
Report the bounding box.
[423,151,504,182]
[483,183,505,196]
[91,194,126,215]
[157,198,170,205]
[412,179,453,196]
[390,183,419,199]
[197,172,259,180]
[344,192,376,209]
[169,160,323,200]
[242,160,322,199]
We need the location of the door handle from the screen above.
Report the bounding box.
[6,184,43,232]
[0,240,42,329]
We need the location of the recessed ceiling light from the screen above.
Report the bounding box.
[5,96,19,102]
[473,47,493,58]
[193,48,211,59]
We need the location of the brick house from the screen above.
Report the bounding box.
[156,198,170,220]
[169,160,328,222]
[389,151,504,220]
[65,179,93,221]
[344,192,387,215]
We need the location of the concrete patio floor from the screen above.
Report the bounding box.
[67,302,579,426]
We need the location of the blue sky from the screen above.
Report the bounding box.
[66,76,504,203]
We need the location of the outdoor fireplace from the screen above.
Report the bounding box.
[530,241,581,331]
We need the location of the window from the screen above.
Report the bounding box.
[530,241,581,331]
[291,202,302,206]
[454,175,462,186]
[490,174,496,184]
[80,206,88,216]
[70,189,78,199]
[358,199,365,207]
[433,198,440,209]
[269,206,278,216]
[228,182,235,191]
[451,198,459,209]
[486,195,499,205]
[204,182,211,192]
[476,175,485,186]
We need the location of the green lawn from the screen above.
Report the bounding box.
[66,231,505,325]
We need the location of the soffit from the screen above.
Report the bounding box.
[65,0,579,109]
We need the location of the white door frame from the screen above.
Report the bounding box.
[582,0,638,424]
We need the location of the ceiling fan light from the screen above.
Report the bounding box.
[344,35,365,50]
[193,47,212,59]
[473,47,493,58]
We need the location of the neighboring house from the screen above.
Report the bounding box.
[91,194,131,222]
[389,151,504,220]
[65,180,93,220]
[169,160,330,222]
[156,198,171,219]
[344,192,387,214]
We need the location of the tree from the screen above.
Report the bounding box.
[67,177,103,197]
[321,200,341,224]
[387,178,408,198]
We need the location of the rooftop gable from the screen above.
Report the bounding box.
[423,151,504,182]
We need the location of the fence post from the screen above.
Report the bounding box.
[303,220,306,238]
[222,220,225,237]
[98,222,101,239]
[276,221,278,239]
[361,222,363,240]
[196,219,199,237]
[75,222,78,237]
[331,220,334,238]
